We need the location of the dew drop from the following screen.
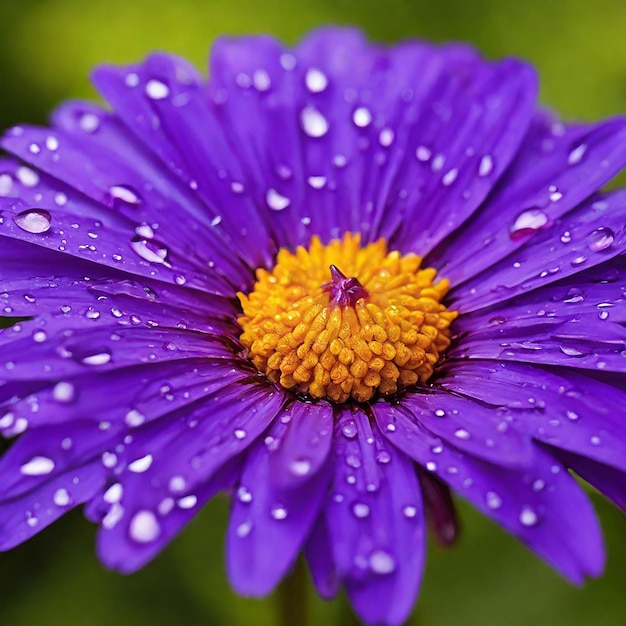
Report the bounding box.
[270,505,288,520]
[519,506,539,527]
[265,188,290,211]
[129,510,161,542]
[234,428,247,440]
[454,428,470,440]
[478,154,494,176]
[20,456,55,476]
[305,68,328,93]
[588,227,615,252]
[486,491,502,509]
[128,454,153,473]
[109,184,141,207]
[53,488,70,506]
[369,549,396,575]
[53,381,76,403]
[510,209,549,240]
[130,236,170,265]
[236,520,252,538]
[145,79,170,100]
[342,419,358,439]
[125,409,146,427]
[567,144,587,165]
[402,505,417,518]
[289,458,312,477]
[379,128,395,147]
[237,486,253,503]
[81,351,112,366]
[300,106,329,138]
[177,495,198,509]
[103,483,123,504]
[352,107,372,128]
[352,502,370,518]
[13,209,51,234]
[79,113,100,133]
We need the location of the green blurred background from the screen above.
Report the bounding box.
[1,0,626,624]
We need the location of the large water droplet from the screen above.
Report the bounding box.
[130,236,170,265]
[270,505,288,520]
[510,209,549,240]
[80,350,112,366]
[129,510,161,542]
[20,456,55,476]
[588,227,615,252]
[352,502,370,518]
[128,454,153,473]
[13,209,51,234]
[109,184,142,208]
[300,106,329,138]
[53,381,76,403]
[266,189,290,211]
[305,68,328,93]
[342,419,358,439]
[352,107,372,128]
[145,79,170,100]
[369,549,396,575]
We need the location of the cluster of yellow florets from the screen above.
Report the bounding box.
[237,233,457,403]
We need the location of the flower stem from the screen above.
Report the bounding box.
[277,558,309,626]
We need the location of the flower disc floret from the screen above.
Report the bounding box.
[237,233,458,403]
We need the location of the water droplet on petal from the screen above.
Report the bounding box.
[369,549,396,575]
[519,506,539,527]
[145,79,170,100]
[352,107,372,128]
[125,409,145,427]
[352,502,370,518]
[510,209,549,240]
[234,428,247,440]
[305,68,328,93]
[81,350,112,366]
[103,483,123,504]
[129,510,161,542]
[567,144,587,165]
[20,456,55,476]
[13,209,51,234]
[53,381,76,403]
[478,154,494,176]
[236,520,252,537]
[402,505,417,518]
[342,419,358,439]
[53,488,70,506]
[486,491,502,509]
[237,486,253,503]
[130,236,170,265]
[270,505,288,520]
[79,113,100,133]
[266,188,290,211]
[128,454,153,473]
[109,184,142,207]
[300,106,329,138]
[177,495,197,509]
[588,227,615,252]
[289,458,312,477]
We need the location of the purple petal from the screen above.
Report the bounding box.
[431,112,626,284]
[555,449,626,512]
[374,402,604,583]
[88,55,276,269]
[398,390,533,467]
[305,517,339,600]
[418,469,459,547]
[438,360,626,473]
[326,408,425,626]
[96,382,285,571]
[450,189,626,312]
[268,400,334,488]
[226,418,331,596]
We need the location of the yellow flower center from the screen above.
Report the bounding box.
[237,233,458,403]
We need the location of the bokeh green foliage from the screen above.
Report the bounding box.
[0,0,625,624]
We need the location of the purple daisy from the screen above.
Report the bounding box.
[1,26,626,625]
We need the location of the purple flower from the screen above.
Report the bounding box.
[1,26,626,625]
